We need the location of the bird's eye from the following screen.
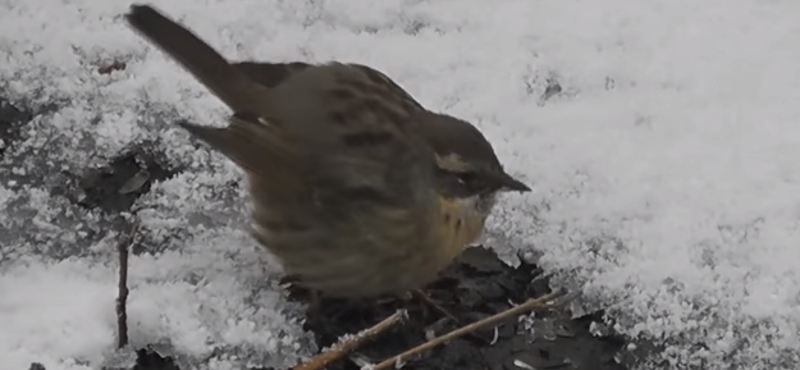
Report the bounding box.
[456,172,474,186]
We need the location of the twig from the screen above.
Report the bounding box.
[369,289,580,370]
[292,309,408,370]
[116,218,139,349]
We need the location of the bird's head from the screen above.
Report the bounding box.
[419,112,531,219]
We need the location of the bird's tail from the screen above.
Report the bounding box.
[125,4,270,114]
[126,4,303,194]
[233,62,312,88]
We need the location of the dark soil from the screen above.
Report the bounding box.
[279,246,628,370]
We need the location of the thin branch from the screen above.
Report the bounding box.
[116,218,139,349]
[369,289,580,370]
[291,309,408,370]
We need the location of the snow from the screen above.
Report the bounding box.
[1,0,799,369]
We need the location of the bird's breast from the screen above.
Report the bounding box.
[435,195,490,262]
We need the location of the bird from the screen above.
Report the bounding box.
[233,62,531,250]
[124,4,530,298]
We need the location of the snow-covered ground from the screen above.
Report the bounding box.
[2,0,799,369]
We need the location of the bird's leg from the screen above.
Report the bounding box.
[412,289,460,324]
[282,274,327,322]
[308,288,322,314]
[384,289,458,322]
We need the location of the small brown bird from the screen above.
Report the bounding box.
[125,4,530,298]
[232,62,531,255]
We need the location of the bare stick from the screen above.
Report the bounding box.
[292,309,408,370]
[116,219,139,349]
[369,289,580,370]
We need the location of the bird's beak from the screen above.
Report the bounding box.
[498,172,532,192]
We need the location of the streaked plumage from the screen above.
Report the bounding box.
[125,4,529,297]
